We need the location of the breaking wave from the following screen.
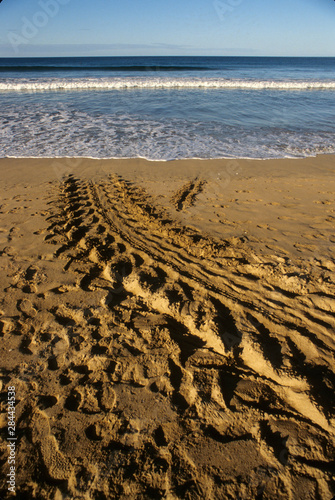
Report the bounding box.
[1,77,335,92]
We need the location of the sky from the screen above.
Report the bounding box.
[0,0,334,57]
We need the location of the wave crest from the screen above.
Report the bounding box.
[1,78,335,92]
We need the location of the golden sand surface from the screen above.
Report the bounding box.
[0,156,335,499]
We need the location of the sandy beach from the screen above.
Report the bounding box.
[0,155,335,499]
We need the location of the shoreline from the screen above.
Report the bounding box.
[3,152,335,161]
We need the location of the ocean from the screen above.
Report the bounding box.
[0,56,334,160]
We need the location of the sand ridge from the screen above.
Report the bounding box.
[0,158,335,499]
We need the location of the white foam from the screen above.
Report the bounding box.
[1,77,335,92]
[1,106,334,161]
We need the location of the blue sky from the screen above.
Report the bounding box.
[0,0,334,57]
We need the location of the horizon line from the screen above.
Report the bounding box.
[1,54,335,59]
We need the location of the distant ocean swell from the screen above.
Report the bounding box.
[0,65,212,73]
[1,78,335,92]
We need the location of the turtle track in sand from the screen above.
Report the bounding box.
[1,173,335,499]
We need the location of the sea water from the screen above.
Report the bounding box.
[0,56,334,160]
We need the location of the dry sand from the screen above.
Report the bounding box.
[0,155,335,499]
